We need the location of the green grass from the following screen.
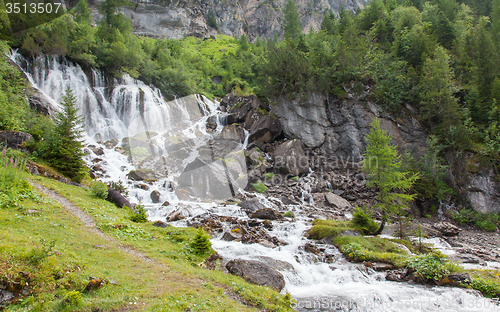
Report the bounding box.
[0,170,292,311]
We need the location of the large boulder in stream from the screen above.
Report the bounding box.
[249,208,282,220]
[226,259,286,291]
[127,169,157,182]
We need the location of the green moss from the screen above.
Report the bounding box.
[251,182,267,193]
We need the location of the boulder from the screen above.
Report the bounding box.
[244,109,282,144]
[167,210,186,222]
[246,147,264,166]
[438,273,471,286]
[225,259,286,291]
[127,169,157,182]
[273,140,309,176]
[324,193,352,210]
[385,269,411,282]
[364,262,394,271]
[0,131,32,150]
[433,222,461,237]
[238,199,267,213]
[104,139,119,149]
[152,220,171,228]
[221,231,242,241]
[162,201,170,207]
[107,187,132,209]
[150,190,161,203]
[88,145,104,156]
[248,208,281,220]
[220,124,246,142]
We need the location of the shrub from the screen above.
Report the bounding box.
[406,254,449,281]
[109,180,128,195]
[283,211,295,218]
[91,181,108,199]
[470,277,500,298]
[129,205,148,223]
[251,182,267,193]
[351,207,378,233]
[190,227,212,257]
[475,219,498,232]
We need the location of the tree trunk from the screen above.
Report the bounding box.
[370,215,387,236]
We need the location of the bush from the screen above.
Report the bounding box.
[190,227,212,257]
[283,211,295,218]
[406,254,449,281]
[351,207,379,233]
[470,277,500,298]
[129,205,148,223]
[91,181,108,199]
[450,209,499,232]
[109,180,128,195]
[251,182,267,193]
[64,290,83,306]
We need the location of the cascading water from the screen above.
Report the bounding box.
[11,51,499,312]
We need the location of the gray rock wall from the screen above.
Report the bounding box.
[272,92,427,162]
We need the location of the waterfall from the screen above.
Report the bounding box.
[11,52,499,312]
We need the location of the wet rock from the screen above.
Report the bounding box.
[364,262,394,271]
[104,139,119,149]
[238,199,267,213]
[248,208,281,220]
[258,239,275,248]
[107,187,132,209]
[150,190,161,203]
[245,109,282,144]
[220,124,246,142]
[256,256,294,271]
[167,210,186,222]
[274,140,309,176]
[134,184,149,191]
[433,222,461,237]
[152,220,171,228]
[438,273,471,286]
[222,231,242,241]
[0,131,33,151]
[324,192,352,210]
[88,145,104,156]
[162,201,170,206]
[385,268,411,282]
[127,169,157,182]
[114,147,126,154]
[281,196,299,205]
[246,147,264,166]
[226,259,286,291]
[29,89,56,116]
[304,242,321,255]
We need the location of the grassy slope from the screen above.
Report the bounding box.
[1,173,292,311]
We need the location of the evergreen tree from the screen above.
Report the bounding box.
[190,227,212,256]
[361,119,419,235]
[283,0,301,42]
[418,46,461,132]
[50,86,87,182]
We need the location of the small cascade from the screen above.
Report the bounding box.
[12,51,500,312]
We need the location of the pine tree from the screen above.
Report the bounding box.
[190,227,212,256]
[50,86,87,182]
[283,0,301,42]
[361,119,419,235]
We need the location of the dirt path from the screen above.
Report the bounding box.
[30,181,160,264]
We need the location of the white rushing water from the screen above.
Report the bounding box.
[12,52,499,312]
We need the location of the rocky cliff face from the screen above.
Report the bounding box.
[90,0,368,40]
[271,90,427,162]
